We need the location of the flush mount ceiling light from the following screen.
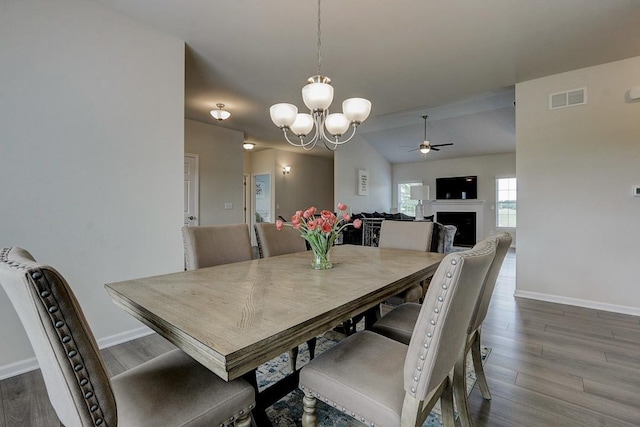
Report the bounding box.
[242,142,255,150]
[210,103,231,121]
[269,0,371,151]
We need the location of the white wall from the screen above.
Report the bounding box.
[334,136,392,213]
[0,0,185,376]
[393,153,516,244]
[185,120,245,225]
[516,56,640,314]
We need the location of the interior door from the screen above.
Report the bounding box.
[253,173,271,223]
[250,173,271,246]
[184,154,199,226]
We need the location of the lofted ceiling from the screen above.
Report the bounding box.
[95,0,640,163]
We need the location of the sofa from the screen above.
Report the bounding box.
[341,212,456,254]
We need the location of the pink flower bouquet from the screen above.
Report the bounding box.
[277,202,362,269]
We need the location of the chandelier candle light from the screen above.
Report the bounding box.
[270,0,372,151]
[276,203,362,269]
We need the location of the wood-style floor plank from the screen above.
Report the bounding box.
[0,388,5,427]
[3,249,640,426]
[0,370,57,427]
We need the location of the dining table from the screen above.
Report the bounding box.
[105,244,444,425]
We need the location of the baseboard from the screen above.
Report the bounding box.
[0,326,154,381]
[514,290,640,317]
[96,325,154,349]
[0,357,39,381]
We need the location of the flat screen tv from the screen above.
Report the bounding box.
[436,176,477,200]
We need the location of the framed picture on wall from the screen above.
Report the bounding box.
[358,169,369,196]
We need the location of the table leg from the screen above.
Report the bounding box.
[364,305,380,329]
[242,367,302,427]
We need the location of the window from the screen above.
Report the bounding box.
[398,182,422,216]
[496,177,516,228]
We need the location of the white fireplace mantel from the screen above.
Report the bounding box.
[427,200,485,243]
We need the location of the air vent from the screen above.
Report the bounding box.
[549,87,587,110]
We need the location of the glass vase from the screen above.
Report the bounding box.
[311,248,333,270]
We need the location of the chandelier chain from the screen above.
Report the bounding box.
[269,0,371,151]
[317,0,322,76]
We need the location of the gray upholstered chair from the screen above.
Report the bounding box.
[254,221,307,258]
[371,232,512,427]
[0,247,255,427]
[182,224,253,270]
[254,222,316,372]
[378,220,438,305]
[298,239,496,427]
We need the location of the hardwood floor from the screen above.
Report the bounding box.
[469,251,640,427]
[1,249,640,426]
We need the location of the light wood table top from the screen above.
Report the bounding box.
[105,245,444,381]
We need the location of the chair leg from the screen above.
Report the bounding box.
[289,347,298,373]
[453,351,473,427]
[471,329,491,400]
[440,377,456,427]
[307,338,317,360]
[302,390,318,427]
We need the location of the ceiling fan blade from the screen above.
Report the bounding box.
[430,143,454,148]
[430,147,440,151]
[407,147,419,152]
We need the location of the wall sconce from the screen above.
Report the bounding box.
[282,165,291,175]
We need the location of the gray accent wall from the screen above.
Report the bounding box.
[185,119,245,225]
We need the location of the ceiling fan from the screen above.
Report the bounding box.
[405,115,454,154]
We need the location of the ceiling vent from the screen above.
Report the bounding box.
[549,87,587,110]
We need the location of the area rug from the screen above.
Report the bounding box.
[256,325,491,426]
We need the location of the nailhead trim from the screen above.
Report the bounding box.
[217,403,254,426]
[410,241,497,397]
[4,248,256,427]
[1,248,109,426]
[410,252,458,396]
[0,248,29,269]
[28,267,108,427]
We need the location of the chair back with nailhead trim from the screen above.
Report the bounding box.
[403,238,496,400]
[0,247,116,427]
[468,232,512,333]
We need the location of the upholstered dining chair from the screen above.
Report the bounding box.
[371,232,512,427]
[378,220,439,305]
[254,222,317,372]
[0,247,255,427]
[298,239,496,427]
[254,221,306,258]
[182,223,253,270]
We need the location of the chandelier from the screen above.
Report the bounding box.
[269,0,371,151]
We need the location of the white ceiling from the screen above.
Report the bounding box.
[96,0,640,163]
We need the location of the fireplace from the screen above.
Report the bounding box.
[437,211,476,247]
[428,200,485,245]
